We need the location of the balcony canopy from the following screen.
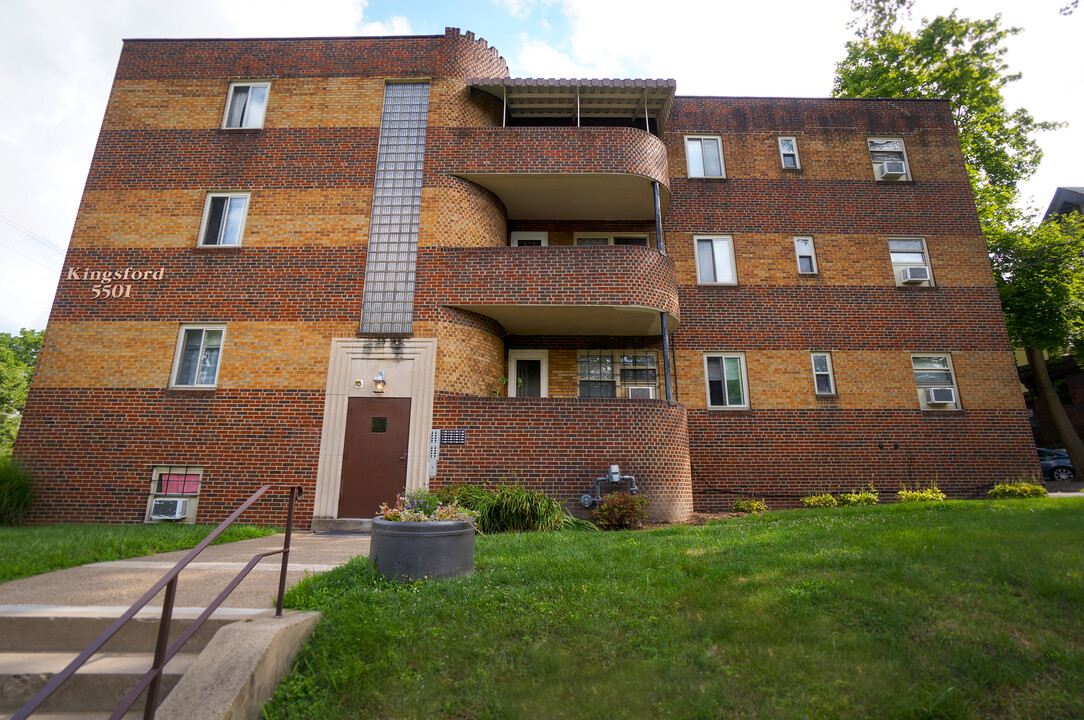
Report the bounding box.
[467,77,676,132]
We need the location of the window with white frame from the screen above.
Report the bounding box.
[912,354,959,409]
[868,137,910,181]
[889,237,933,286]
[705,353,748,408]
[794,236,817,274]
[695,235,736,284]
[578,350,659,399]
[511,231,548,247]
[198,193,249,247]
[171,325,225,388]
[223,82,270,129]
[811,352,836,395]
[573,233,650,247]
[146,465,202,523]
[778,136,800,169]
[685,135,725,178]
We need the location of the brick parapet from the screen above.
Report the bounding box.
[431,393,693,522]
[15,388,322,526]
[414,246,680,318]
[686,407,1039,511]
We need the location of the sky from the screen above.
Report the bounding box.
[1,0,1080,334]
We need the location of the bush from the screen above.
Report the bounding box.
[897,485,947,503]
[433,482,591,533]
[592,491,648,530]
[839,487,879,506]
[801,494,838,508]
[0,456,34,526]
[733,498,767,514]
[987,481,1048,499]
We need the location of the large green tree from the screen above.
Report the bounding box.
[0,328,44,455]
[834,0,1084,477]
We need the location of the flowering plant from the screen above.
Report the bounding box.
[378,489,478,523]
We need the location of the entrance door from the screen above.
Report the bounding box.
[338,397,412,518]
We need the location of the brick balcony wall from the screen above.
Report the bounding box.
[431,394,694,522]
[414,246,680,318]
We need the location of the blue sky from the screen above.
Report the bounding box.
[1,0,1080,334]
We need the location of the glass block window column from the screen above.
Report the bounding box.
[359,82,429,335]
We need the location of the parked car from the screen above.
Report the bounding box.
[1037,448,1074,482]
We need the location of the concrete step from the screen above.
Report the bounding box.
[0,605,268,653]
[0,650,197,713]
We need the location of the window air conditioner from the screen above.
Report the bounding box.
[925,387,956,405]
[150,497,189,520]
[627,386,655,399]
[900,266,930,284]
[880,160,907,179]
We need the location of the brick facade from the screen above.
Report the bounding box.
[14,29,1039,528]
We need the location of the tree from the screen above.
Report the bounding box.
[0,328,44,455]
[832,0,1060,235]
[834,0,1084,476]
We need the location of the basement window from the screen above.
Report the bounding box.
[146,465,202,523]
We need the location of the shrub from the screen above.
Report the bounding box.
[592,491,648,530]
[433,482,591,533]
[839,487,879,506]
[378,489,477,523]
[733,498,767,514]
[897,485,947,503]
[0,456,34,526]
[987,481,1048,499]
[801,494,838,508]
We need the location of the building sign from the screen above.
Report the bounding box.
[65,266,165,299]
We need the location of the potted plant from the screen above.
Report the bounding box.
[370,489,478,581]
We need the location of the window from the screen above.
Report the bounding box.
[912,354,959,409]
[889,237,933,286]
[705,354,748,408]
[778,136,800,169]
[695,235,736,284]
[868,137,910,181]
[811,352,836,395]
[573,233,650,247]
[511,231,548,247]
[578,350,659,399]
[508,350,549,397]
[794,236,817,274]
[146,465,202,523]
[171,325,225,388]
[223,82,270,129]
[685,135,725,178]
[198,193,249,247]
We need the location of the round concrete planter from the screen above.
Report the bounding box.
[369,518,475,581]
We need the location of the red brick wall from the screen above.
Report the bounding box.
[688,408,1039,510]
[15,388,321,526]
[431,393,694,522]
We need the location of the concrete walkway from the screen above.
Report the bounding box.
[0,532,370,611]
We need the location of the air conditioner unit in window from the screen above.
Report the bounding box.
[150,497,189,520]
[627,386,654,399]
[925,387,956,405]
[900,266,930,284]
[880,161,907,179]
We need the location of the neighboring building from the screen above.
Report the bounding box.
[15,28,1040,527]
[1017,186,1084,449]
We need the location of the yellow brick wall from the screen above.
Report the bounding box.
[418,179,506,248]
[414,320,505,395]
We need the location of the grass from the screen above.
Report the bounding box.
[0,523,280,583]
[264,498,1084,719]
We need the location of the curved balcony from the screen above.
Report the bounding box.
[416,246,680,335]
[426,126,670,221]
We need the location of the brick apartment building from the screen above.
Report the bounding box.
[15,28,1040,527]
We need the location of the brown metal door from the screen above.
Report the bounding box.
[338,397,412,518]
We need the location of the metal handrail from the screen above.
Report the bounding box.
[12,483,303,720]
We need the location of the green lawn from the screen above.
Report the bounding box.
[265,499,1084,720]
[0,523,279,583]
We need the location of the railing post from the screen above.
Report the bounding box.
[144,576,177,720]
[276,486,301,618]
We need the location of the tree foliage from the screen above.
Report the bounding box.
[833,0,1060,233]
[0,328,44,454]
